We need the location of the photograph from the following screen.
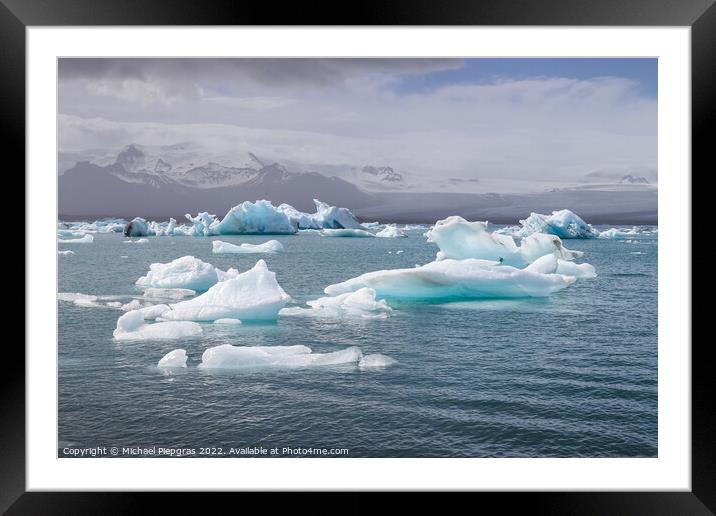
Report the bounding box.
[56,57,659,459]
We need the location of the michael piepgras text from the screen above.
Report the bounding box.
[60,446,350,457]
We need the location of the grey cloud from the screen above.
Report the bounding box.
[58,58,465,87]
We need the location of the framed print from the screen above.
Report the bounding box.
[5,0,711,511]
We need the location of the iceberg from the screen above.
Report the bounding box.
[198,343,363,369]
[58,234,94,244]
[158,259,290,322]
[358,354,398,369]
[124,238,149,244]
[135,256,236,291]
[185,212,217,236]
[124,217,151,237]
[320,228,375,238]
[598,227,646,239]
[515,209,600,239]
[280,288,392,319]
[375,225,407,238]
[212,239,284,254]
[208,200,296,235]
[113,310,202,341]
[278,199,364,230]
[58,250,75,256]
[426,216,582,266]
[157,349,188,368]
[142,288,196,300]
[324,258,576,300]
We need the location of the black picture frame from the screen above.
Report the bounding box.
[5,0,709,512]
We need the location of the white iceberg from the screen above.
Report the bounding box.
[124,217,151,237]
[212,239,284,254]
[158,259,290,322]
[58,234,94,244]
[320,228,375,238]
[426,216,582,266]
[515,209,600,239]
[198,343,363,369]
[185,212,217,236]
[142,288,196,300]
[359,354,398,369]
[113,310,202,341]
[208,200,296,235]
[58,250,75,256]
[157,349,188,368]
[124,238,149,244]
[324,258,576,300]
[135,256,236,291]
[280,288,392,319]
[598,227,648,239]
[524,254,597,279]
[278,199,364,230]
[375,225,407,238]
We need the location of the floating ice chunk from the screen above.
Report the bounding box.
[212,239,284,254]
[124,238,149,244]
[106,301,122,308]
[426,216,581,265]
[359,354,398,369]
[142,288,196,300]
[185,212,217,236]
[375,225,407,238]
[525,254,596,279]
[214,318,242,325]
[58,250,75,256]
[159,259,290,322]
[198,343,362,369]
[135,256,234,291]
[113,310,202,341]
[396,250,404,254]
[324,259,576,300]
[124,217,151,237]
[58,292,99,306]
[58,234,94,244]
[121,299,145,311]
[207,200,296,235]
[157,349,188,368]
[320,228,375,238]
[280,288,392,319]
[57,229,85,238]
[598,227,645,239]
[515,209,600,239]
[278,199,364,230]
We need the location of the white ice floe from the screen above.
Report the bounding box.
[58,250,75,256]
[524,254,597,279]
[124,238,149,244]
[142,288,196,300]
[214,318,242,325]
[598,226,653,239]
[358,354,398,369]
[280,288,392,319]
[124,217,151,237]
[59,218,127,234]
[158,259,290,322]
[135,256,236,291]
[375,225,407,238]
[324,258,576,300]
[113,310,202,341]
[426,216,583,266]
[198,343,363,369]
[157,349,188,368]
[320,228,375,238]
[58,234,94,244]
[212,239,284,254]
[513,209,600,239]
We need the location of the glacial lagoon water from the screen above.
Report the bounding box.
[58,226,657,457]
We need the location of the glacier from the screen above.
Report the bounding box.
[375,225,407,238]
[198,343,363,369]
[324,258,576,300]
[212,239,284,254]
[157,349,188,368]
[279,288,392,319]
[113,310,203,341]
[157,259,290,322]
[135,256,238,291]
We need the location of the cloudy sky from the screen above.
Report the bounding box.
[58,58,657,191]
